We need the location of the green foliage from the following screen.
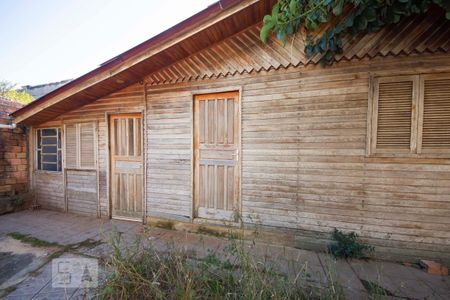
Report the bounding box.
[328,228,374,259]
[9,191,34,209]
[0,80,34,104]
[261,0,450,65]
[7,232,60,248]
[8,231,102,254]
[360,279,395,298]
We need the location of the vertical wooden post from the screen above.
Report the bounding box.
[28,126,36,205]
[95,120,101,218]
[105,112,111,218]
[61,123,68,213]
[190,92,195,221]
[143,82,148,223]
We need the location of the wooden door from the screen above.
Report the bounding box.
[194,92,240,221]
[110,114,143,220]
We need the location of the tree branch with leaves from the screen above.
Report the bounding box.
[260,0,450,65]
[0,80,34,104]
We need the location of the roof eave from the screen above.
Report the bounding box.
[12,0,260,124]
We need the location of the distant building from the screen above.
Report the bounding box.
[22,79,71,99]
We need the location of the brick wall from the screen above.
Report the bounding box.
[0,98,28,197]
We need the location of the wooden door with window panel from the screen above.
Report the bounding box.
[194,92,240,222]
[109,114,143,220]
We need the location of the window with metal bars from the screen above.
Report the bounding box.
[36,128,62,171]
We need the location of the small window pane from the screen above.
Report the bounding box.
[42,129,57,136]
[43,146,57,153]
[37,150,41,170]
[36,127,62,172]
[42,137,57,145]
[58,129,61,148]
[37,130,42,149]
[58,150,62,171]
[42,155,57,163]
[42,163,57,171]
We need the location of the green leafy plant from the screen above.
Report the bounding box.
[328,228,374,259]
[0,80,34,104]
[261,0,450,65]
[10,191,34,210]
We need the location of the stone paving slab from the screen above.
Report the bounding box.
[0,236,59,294]
[3,250,107,300]
[1,210,449,300]
[349,259,449,300]
[317,253,368,300]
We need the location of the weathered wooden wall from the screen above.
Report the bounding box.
[66,169,97,216]
[145,53,450,263]
[27,14,450,263]
[146,91,192,219]
[34,172,65,211]
[32,84,144,216]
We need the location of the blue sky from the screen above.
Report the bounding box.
[0,0,216,87]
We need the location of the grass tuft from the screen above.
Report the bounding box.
[7,232,60,248]
[69,238,103,250]
[8,232,103,252]
[99,231,345,299]
[361,279,395,298]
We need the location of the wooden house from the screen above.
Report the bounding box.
[11,0,450,263]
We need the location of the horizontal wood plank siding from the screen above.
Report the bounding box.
[33,84,144,217]
[28,46,450,262]
[97,121,109,216]
[146,91,192,218]
[34,172,65,211]
[146,53,450,262]
[66,169,97,216]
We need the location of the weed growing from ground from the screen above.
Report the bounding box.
[99,229,345,299]
[7,232,60,248]
[328,228,374,259]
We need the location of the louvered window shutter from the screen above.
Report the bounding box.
[64,122,96,168]
[420,76,450,151]
[65,124,78,168]
[80,123,95,168]
[374,77,416,152]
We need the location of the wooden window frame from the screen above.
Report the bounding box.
[63,122,97,170]
[367,73,450,158]
[35,127,62,172]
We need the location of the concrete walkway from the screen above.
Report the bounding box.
[0,210,449,299]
